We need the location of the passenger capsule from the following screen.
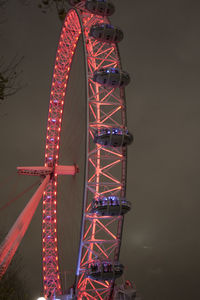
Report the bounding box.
[93,67,130,88]
[87,261,124,281]
[85,0,115,16]
[93,127,133,147]
[89,23,123,43]
[91,196,131,216]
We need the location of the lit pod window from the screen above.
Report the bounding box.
[93,127,133,147]
[91,196,131,216]
[89,23,123,43]
[86,260,124,281]
[93,67,130,88]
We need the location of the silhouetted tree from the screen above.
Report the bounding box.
[37,0,69,21]
[0,1,24,103]
[0,0,6,8]
[0,0,67,104]
[0,57,23,103]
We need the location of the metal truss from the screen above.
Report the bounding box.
[42,6,128,300]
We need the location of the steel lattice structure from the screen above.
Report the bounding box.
[42,2,131,299]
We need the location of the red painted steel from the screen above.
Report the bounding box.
[17,166,52,176]
[17,165,78,176]
[0,175,50,280]
[43,5,127,299]
[55,165,79,175]
[42,10,81,298]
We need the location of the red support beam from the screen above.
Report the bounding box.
[0,175,50,280]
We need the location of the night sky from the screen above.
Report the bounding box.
[0,0,200,299]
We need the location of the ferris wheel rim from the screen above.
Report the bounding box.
[43,5,130,299]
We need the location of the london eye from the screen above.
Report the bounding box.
[0,1,133,299]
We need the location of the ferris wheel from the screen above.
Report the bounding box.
[0,0,133,299]
[42,0,133,298]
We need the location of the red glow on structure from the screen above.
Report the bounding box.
[41,5,127,300]
[0,176,50,280]
[42,9,82,298]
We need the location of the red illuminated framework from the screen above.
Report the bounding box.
[42,3,128,299]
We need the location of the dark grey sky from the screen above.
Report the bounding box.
[0,0,200,299]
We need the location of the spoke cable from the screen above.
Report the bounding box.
[0,179,40,213]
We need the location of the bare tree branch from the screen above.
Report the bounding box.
[0,56,24,102]
[37,0,69,21]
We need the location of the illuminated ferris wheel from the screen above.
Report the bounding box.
[42,0,133,298]
[0,0,133,299]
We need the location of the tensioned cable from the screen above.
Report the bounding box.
[0,179,40,213]
[0,174,16,189]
